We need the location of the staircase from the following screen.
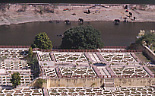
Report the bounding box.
[104,78,115,90]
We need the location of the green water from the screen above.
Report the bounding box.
[0,21,155,47]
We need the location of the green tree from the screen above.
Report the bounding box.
[136,33,155,46]
[129,33,155,50]
[31,32,52,49]
[28,47,33,58]
[61,26,103,49]
[33,79,45,88]
[11,72,21,88]
[31,58,40,78]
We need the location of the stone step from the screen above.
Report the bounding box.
[104,83,114,87]
[104,78,114,83]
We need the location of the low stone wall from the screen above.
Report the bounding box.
[46,78,103,88]
[114,78,155,87]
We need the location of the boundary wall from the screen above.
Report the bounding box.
[45,77,155,88]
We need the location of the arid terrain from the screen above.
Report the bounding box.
[0,3,155,25]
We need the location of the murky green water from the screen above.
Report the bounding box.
[0,21,155,47]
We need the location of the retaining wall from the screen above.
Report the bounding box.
[114,78,155,87]
[45,77,155,88]
[46,78,103,88]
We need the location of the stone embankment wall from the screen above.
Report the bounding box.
[115,78,155,87]
[44,77,155,88]
[46,78,103,88]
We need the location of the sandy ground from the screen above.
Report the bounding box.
[0,4,155,25]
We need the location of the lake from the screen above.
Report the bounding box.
[0,21,155,47]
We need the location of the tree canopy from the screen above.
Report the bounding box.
[31,32,52,49]
[60,25,103,49]
[33,79,45,88]
[129,33,155,50]
[28,47,33,58]
[136,33,155,47]
[11,72,21,88]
